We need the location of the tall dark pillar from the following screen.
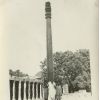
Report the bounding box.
[15,81,19,100]
[38,83,40,98]
[21,81,24,100]
[9,80,14,100]
[30,82,33,100]
[41,84,43,98]
[45,2,53,82]
[26,81,29,100]
[34,82,36,99]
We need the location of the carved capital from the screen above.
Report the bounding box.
[45,2,51,19]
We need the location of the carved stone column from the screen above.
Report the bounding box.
[24,81,26,100]
[26,81,29,100]
[9,80,14,100]
[34,83,36,99]
[18,81,21,100]
[36,83,38,99]
[38,83,40,98]
[40,84,42,99]
[30,82,33,100]
[21,81,24,100]
[28,82,30,99]
[32,82,34,100]
[15,81,19,100]
[41,84,43,98]
[13,80,15,100]
[45,1,53,82]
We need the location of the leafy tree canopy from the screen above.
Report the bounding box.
[9,69,28,77]
[40,49,91,92]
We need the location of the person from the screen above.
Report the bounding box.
[44,84,48,100]
[48,81,56,100]
[55,83,62,100]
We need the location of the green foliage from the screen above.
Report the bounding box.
[40,49,91,92]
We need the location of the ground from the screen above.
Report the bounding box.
[62,92,91,100]
[23,91,92,100]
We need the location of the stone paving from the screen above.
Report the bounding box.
[61,92,91,100]
[30,92,91,100]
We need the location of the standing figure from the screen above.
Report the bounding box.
[56,84,62,100]
[48,82,56,100]
[44,84,48,100]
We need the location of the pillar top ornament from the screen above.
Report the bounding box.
[45,1,51,19]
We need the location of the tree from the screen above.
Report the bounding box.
[40,49,91,92]
[9,69,29,77]
[9,69,13,77]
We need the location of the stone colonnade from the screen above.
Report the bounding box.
[9,77,43,100]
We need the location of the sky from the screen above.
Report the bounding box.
[0,0,98,76]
